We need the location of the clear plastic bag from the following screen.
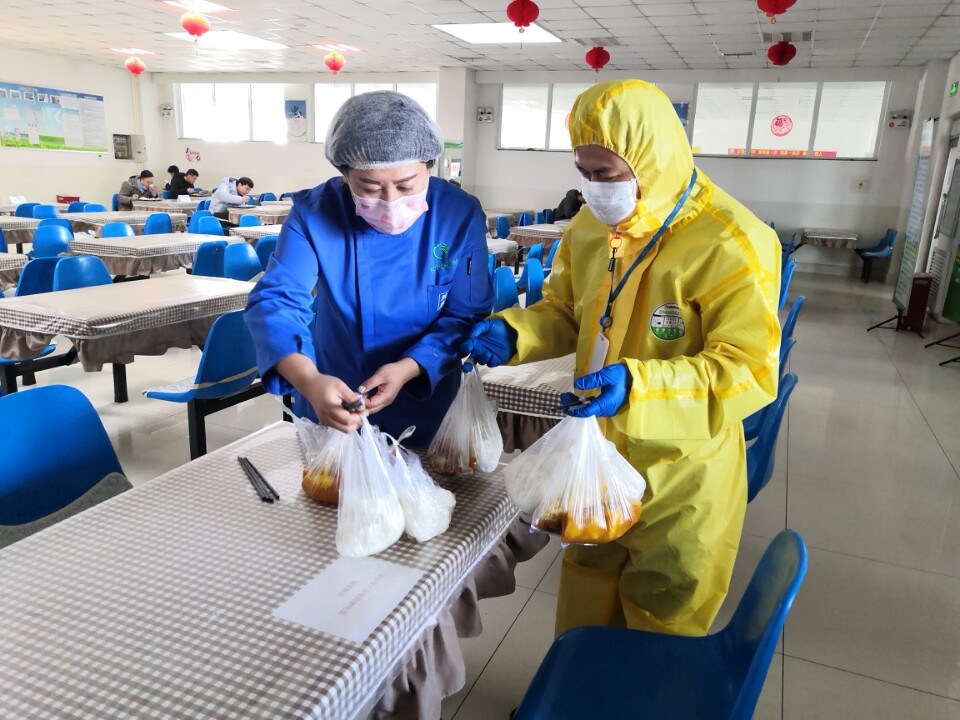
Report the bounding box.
[504,416,646,545]
[380,429,457,543]
[425,364,503,475]
[293,413,351,506]
[336,416,406,558]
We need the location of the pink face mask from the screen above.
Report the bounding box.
[351,188,429,235]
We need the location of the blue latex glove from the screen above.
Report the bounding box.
[459,319,517,368]
[565,363,632,418]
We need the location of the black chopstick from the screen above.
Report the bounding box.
[239,456,280,500]
[238,457,273,503]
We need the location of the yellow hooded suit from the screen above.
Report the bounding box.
[497,80,781,636]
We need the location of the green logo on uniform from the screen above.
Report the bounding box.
[432,242,449,260]
[430,241,458,271]
[651,302,685,340]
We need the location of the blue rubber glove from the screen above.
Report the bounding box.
[565,363,632,418]
[460,319,517,368]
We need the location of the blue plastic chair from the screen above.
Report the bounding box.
[514,528,808,720]
[779,257,796,310]
[162,190,175,200]
[493,265,519,312]
[110,193,119,212]
[143,213,173,235]
[516,243,544,292]
[38,217,74,234]
[0,229,5,252]
[65,201,86,213]
[188,210,213,234]
[101,222,135,238]
[32,204,58,219]
[223,242,262,281]
[195,216,224,236]
[858,229,896,284]
[279,192,294,200]
[192,240,228,277]
[782,295,805,343]
[496,216,510,239]
[747,372,798,502]
[143,311,261,458]
[543,208,555,224]
[487,253,497,282]
[743,337,797,441]
[238,214,261,227]
[856,227,895,256]
[525,258,545,305]
[518,212,534,227]
[535,211,546,224]
[0,385,129,533]
[257,192,277,204]
[83,203,107,212]
[544,239,561,276]
[31,224,72,258]
[14,203,39,218]
[781,232,796,264]
[255,236,278,270]
[53,256,113,291]
[15,258,60,297]
[197,199,211,211]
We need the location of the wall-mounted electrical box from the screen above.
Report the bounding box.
[888,110,912,129]
[477,107,494,124]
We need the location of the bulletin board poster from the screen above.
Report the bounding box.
[285,100,307,143]
[0,81,108,153]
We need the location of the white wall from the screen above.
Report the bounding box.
[471,67,925,278]
[0,47,141,205]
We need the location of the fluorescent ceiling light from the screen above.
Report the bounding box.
[112,48,155,55]
[166,31,287,50]
[163,0,232,12]
[432,22,561,44]
[314,43,361,52]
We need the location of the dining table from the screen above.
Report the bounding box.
[507,223,564,249]
[227,205,291,226]
[228,223,284,244]
[486,237,519,266]
[0,274,252,400]
[68,232,240,276]
[798,227,860,250]
[132,197,205,216]
[64,211,188,236]
[0,421,547,720]
[0,253,28,292]
[0,216,41,250]
[480,354,575,452]
[0,202,70,215]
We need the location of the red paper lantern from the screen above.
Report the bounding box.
[757,0,795,24]
[125,56,146,76]
[324,50,345,75]
[506,0,539,32]
[585,46,610,73]
[766,40,797,66]
[181,11,211,41]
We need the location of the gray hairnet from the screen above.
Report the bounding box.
[324,91,444,170]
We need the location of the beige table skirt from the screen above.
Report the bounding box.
[89,252,195,276]
[0,268,22,292]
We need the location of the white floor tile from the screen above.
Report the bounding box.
[536,548,563,596]
[755,653,783,720]
[513,534,561,592]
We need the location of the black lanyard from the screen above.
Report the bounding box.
[599,168,698,332]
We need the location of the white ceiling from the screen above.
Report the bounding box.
[2,0,960,74]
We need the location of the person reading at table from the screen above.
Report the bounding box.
[210,176,255,225]
[245,91,493,447]
[462,80,781,638]
[169,169,199,197]
[118,170,159,210]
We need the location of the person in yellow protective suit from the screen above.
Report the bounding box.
[461,79,781,636]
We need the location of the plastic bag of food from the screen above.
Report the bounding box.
[504,416,646,545]
[336,416,406,557]
[425,363,503,475]
[292,413,352,506]
[380,429,457,542]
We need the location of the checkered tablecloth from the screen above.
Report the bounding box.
[799,227,860,249]
[0,274,252,366]
[508,224,563,248]
[0,217,41,246]
[132,199,204,216]
[0,254,27,292]
[68,232,234,276]
[0,422,519,719]
[64,211,188,236]
[227,206,291,225]
[229,224,284,243]
[480,354,575,419]
[487,238,519,265]
[0,202,69,215]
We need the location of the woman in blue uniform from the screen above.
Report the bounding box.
[245,91,493,445]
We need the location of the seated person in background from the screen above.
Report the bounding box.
[210,176,255,224]
[554,188,584,221]
[118,170,159,209]
[169,168,200,197]
[164,165,179,191]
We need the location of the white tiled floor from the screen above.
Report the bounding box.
[17,271,960,718]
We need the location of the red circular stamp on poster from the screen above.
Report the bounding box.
[770,115,793,137]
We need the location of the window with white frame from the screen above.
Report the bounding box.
[313,83,438,146]
[692,81,888,159]
[179,83,285,142]
[250,84,285,143]
[500,84,549,150]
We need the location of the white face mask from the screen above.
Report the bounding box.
[581,177,638,227]
[351,188,429,235]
